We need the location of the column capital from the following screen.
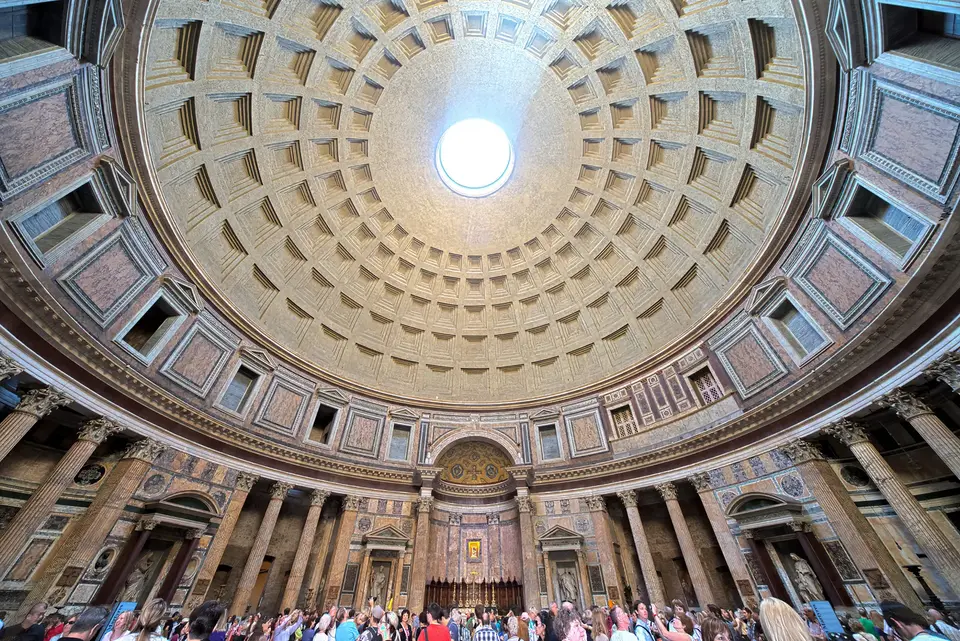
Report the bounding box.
[449,512,462,525]
[186,527,207,539]
[789,521,812,533]
[16,387,72,418]
[343,494,364,512]
[269,481,293,500]
[236,472,259,492]
[879,389,934,420]
[926,352,960,391]
[416,496,434,513]
[585,495,607,512]
[689,472,713,492]
[655,482,678,501]
[78,417,121,444]
[616,490,638,508]
[137,517,159,531]
[742,529,754,540]
[516,495,534,514]
[487,513,500,524]
[0,354,23,381]
[824,419,870,446]
[778,440,824,464]
[309,489,330,507]
[122,438,166,462]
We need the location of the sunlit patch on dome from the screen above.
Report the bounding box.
[436,118,515,197]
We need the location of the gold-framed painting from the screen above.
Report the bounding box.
[467,539,482,562]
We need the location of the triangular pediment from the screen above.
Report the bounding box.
[390,407,420,420]
[811,158,854,220]
[530,407,559,421]
[316,387,349,406]
[241,347,276,372]
[364,525,409,543]
[161,275,203,313]
[746,276,787,316]
[539,525,583,541]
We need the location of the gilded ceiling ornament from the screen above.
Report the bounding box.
[236,472,259,492]
[688,472,713,492]
[122,438,166,462]
[585,495,607,512]
[310,489,331,506]
[344,495,364,512]
[777,440,823,464]
[824,419,870,446]
[269,481,293,500]
[926,352,960,390]
[616,490,638,508]
[435,441,513,486]
[0,354,23,381]
[515,496,533,513]
[655,483,678,501]
[16,387,72,418]
[878,389,933,420]
[78,417,121,443]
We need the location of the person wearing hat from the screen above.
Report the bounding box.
[358,609,383,641]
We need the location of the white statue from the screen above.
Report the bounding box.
[557,568,579,604]
[790,553,825,603]
[120,553,155,602]
[370,564,388,603]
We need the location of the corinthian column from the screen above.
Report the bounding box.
[187,472,258,609]
[617,490,664,605]
[324,495,362,609]
[0,387,71,463]
[688,473,757,606]
[229,481,292,616]
[282,489,330,610]
[825,420,960,596]
[926,352,960,391]
[0,417,119,575]
[408,493,433,613]
[585,495,624,604]
[880,390,960,482]
[17,438,166,618]
[656,482,715,607]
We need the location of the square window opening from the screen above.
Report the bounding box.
[221,365,259,413]
[539,424,561,460]
[689,367,723,405]
[388,423,412,461]
[309,403,338,444]
[0,1,66,63]
[120,296,182,357]
[610,405,639,439]
[848,187,925,259]
[769,299,825,358]
[881,4,960,70]
[21,183,103,255]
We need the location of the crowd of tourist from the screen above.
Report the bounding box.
[0,594,957,641]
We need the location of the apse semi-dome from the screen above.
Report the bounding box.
[132,0,820,404]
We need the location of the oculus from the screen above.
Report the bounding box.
[436,119,514,197]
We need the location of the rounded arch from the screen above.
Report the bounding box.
[725,491,802,519]
[159,491,221,517]
[426,428,523,466]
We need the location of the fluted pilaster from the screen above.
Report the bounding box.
[656,482,716,606]
[229,481,292,616]
[408,494,434,612]
[281,489,329,610]
[515,493,540,608]
[826,420,960,596]
[323,495,362,609]
[617,490,664,605]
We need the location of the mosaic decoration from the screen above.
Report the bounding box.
[719,490,739,507]
[377,499,388,513]
[436,441,512,485]
[74,464,106,485]
[709,469,727,487]
[748,456,767,476]
[393,501,403,515]
[770,449,793,469]
[732,462,749,482]
[779,473,805,497]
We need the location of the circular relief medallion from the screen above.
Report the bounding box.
[74,464,105,486]
[535,520,547,536]
[141,473,167,496]
[184,556,201,579]
[779,473,805,498]
[358,516,373,533]
[839,465,871,488]
[485,464,498,478]
[92,547,116,575]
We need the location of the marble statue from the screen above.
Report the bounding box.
[790,553,825,603]
[120,553,155,602]
[370,564,388,603]
[557,567,579,603]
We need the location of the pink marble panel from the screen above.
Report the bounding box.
[871,94,958,182]
[261,384,306,429]
[571,414,602,452]
[71,242,143,312]
[724,334,777,389]
[0,92,77,178]
[344,415,380,453]
[804,244,875,315]
[168,332,225,387]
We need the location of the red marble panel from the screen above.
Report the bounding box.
[261,384,306,429]
[0,92,78,178]
[168,332,225,388]
[871,94,959,183]
[724,333,777,389]
[804,244,875,315]
[71,242,144,312]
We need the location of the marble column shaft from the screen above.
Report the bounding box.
[688,476,757,606]
[656,483,716,606]
[0,387,71,463]
[618,491,665,605]
[542,550,554,604]
[187,472,258,609]
[827,420,960,597]
[408,495,433,613]
[282,489,329,610]
[882,391,960,482]
[305,510,336,607]
[229,481,291,616]
[325,496,362,609]
[354,547,373,609]
[516,495,541,609]
[586,496,623,604]
[0,418,118,575]
[780,441,922,611]
[17,439,165,618]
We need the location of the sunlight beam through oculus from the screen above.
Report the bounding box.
[436,119,515,198]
